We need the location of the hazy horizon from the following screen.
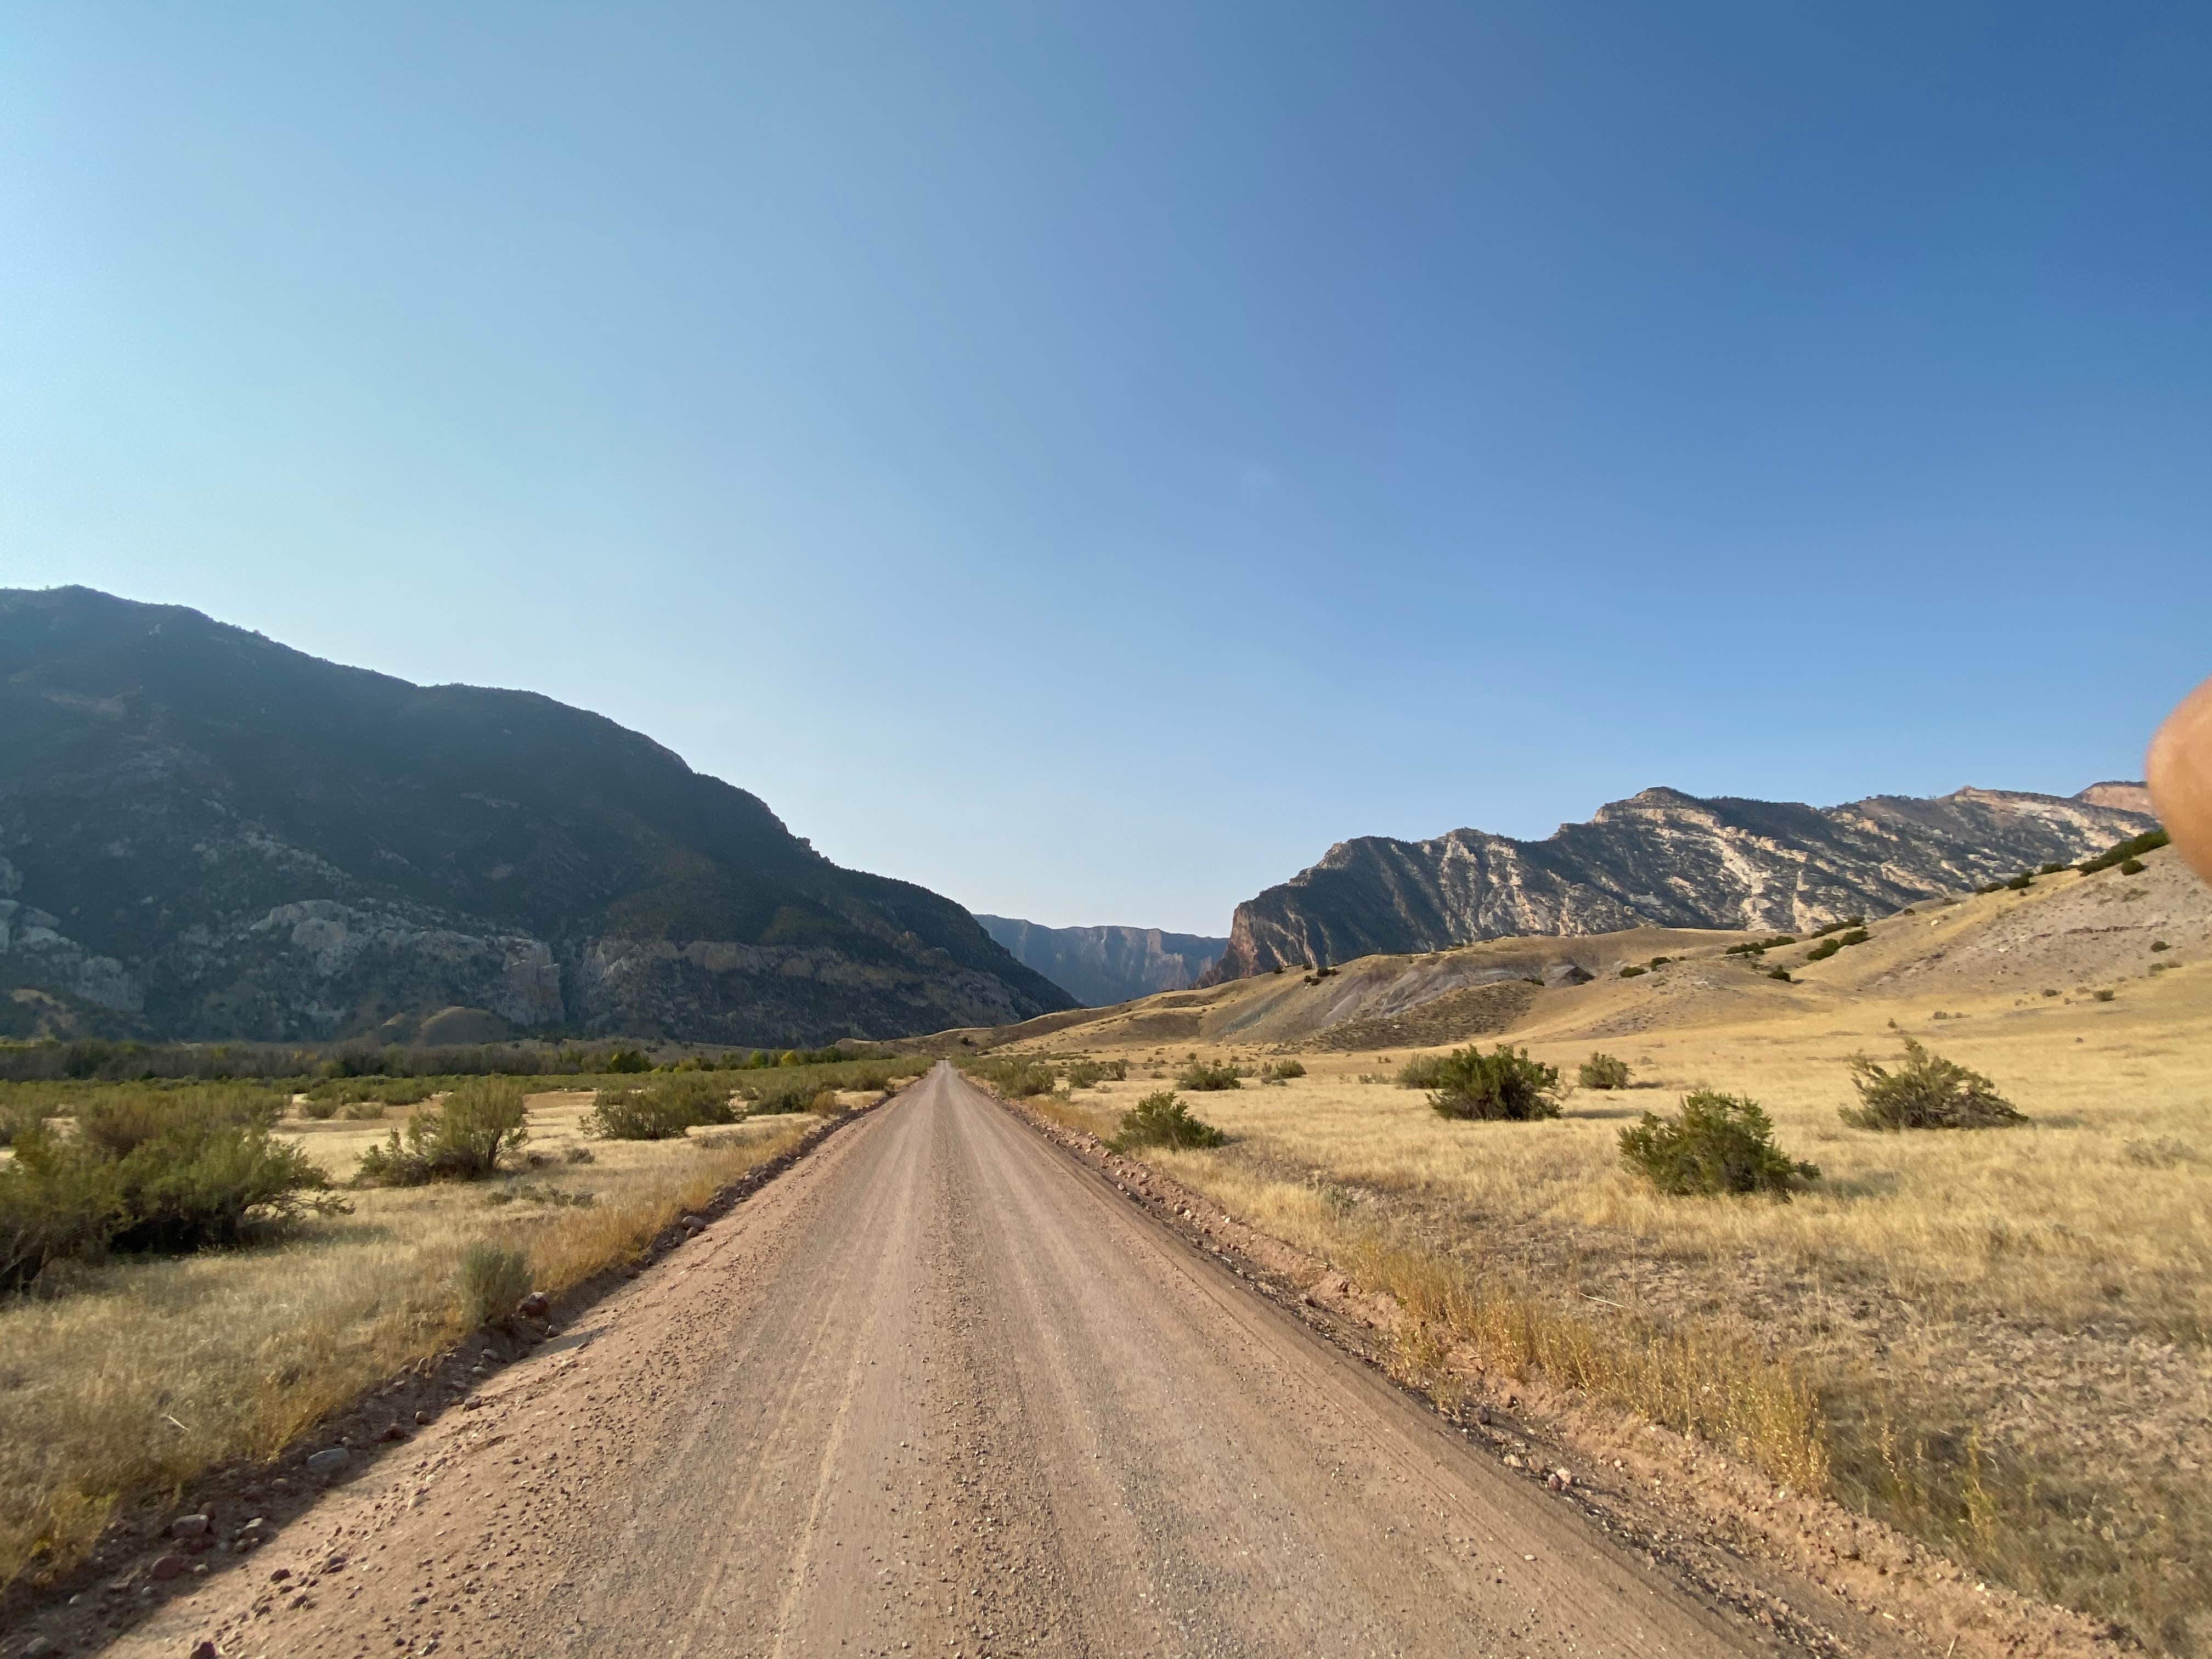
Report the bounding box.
[6,4,2205,934]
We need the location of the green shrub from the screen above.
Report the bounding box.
[0,1096,54,1150]
[2119,857,2146,876]
[0,1129,125,1291]
[1647,956,1674,969]
[2152,940,2171,952]
[1804,939,1841,962]
[1112,1091,1226,1150]
[1834,928,1871,947]
[2078,829,2169,875]
[1618,964,1648,979]
[2037,861,2068,876]
[1256,1058,1306,1085]
[1395,1053,1449,1088]
[1809,916,1866,938]
[1578,1052,1632,1090]
[1,1085,337,1282]
[2092,988,2116,1002]
[1064,1058,1129,1089]
[1768,967,1793,982]
[2004,872,2034,891]
[456,1243,532,1328]
[961,1055,1060,1098]
[1840,1037,2025,1131]
[1423,1045,1562,1121]
[601,1048,652,1074]
[1177,1058,1244,1092]
[110,1126,334,1253]
[341,1099,387,1121]
[743,1077,818,1114]
[357,1079,528,1184]
[1619,1091,1818,1197]
[299,1097,341,1121]
[586,1075,739,1141]
[1724,935,1798,957]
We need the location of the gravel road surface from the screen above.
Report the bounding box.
[114,1063,1788,1658]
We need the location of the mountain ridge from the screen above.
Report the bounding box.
[974,916,1227,1007]
[1201,782,2157,983]
[0,586,1075,1043]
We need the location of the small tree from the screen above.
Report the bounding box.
[1841,1037,2025,1130]
[1620,1091,1818,1197]
[1578,1052,1632,1090]
[1424,1045,1562,1121]
[1113,1090,1226,1150]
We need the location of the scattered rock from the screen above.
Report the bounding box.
[149,1554,188,1582]
[415,1409,434,1426]
[304,1447,351,1477]
[190,1562,209,1577]
[169,1514,212,1539]
[379,1423,411,1442]
[1547,1469,1575,1491]
[189,1642,219,1659]
[268,1568,291,1583]
[1503,1454,1524,1470]
[479,1348,497,1362]
[517,1291,549,1318]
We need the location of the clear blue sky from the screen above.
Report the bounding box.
[4,4,2207,934]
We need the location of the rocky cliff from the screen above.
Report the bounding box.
[1201,785,2158,983]
[0,588,1075,1044]
[974,917,1227,1007]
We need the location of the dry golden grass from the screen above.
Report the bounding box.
[0,1088,822,1590]
[1025,956,2212,1651]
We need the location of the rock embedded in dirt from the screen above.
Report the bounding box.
[169,1514,212,1539]
[304,1447,351,1477]
[414,1409,434,1425]
[518,1290,550,1317]
[149,1554,188,1581]
[379,1423,410,1442]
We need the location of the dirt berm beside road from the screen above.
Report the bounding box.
[105,1064,1892,1658]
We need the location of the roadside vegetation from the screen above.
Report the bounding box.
[1112,1090,1226,1151]
[0,1060,905,1595]
[1010,980,2212,1652]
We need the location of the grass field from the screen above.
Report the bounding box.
[1007,913,2212,1653]
[0,1074,895,1593]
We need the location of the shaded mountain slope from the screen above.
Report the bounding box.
[0,586,1074,1043]
[974,917,1227,1006]
[1201,785,2158,983]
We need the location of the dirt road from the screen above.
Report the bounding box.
[116,1064,1797,1658]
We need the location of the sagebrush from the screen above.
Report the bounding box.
[1113,1090,1227,1150]
[356,1079,529,1184]
[1841,1038,2025,1130]
[1619,1091,1818,1197]
[1414,1045,1561,1121]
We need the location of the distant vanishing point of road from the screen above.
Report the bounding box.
[118,1064,1794,1658]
